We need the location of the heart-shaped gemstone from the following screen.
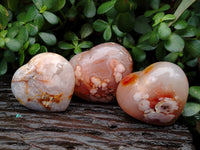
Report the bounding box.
[116,62,189,125]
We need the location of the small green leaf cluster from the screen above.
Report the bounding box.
[58,31,93,55]
[183,86,200,118]
[0,0,198,75]
[182,86,200,136]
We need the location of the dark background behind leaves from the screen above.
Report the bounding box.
[0,0,200,148]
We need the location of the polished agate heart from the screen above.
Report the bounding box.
[11,52,75,112]
[116,62,189,125]
[70,42,133,103]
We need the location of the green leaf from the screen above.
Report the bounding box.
[0,30,8,38]
[189,86,200,100]
[42,0,65,12]
[144,4,170,17]
[158,4,170,12]
[3,50,16,63]
[196,27,200,37]
[163,52,179,62]
[28,43,40,55]
[8,11,12,23]
[25,23,38,36]
[7,26,19,38]
[149,29,159,46]
[112,25,124,37]
[58,41,74,50]
[188,15,200,27]
[156,42,167,60]
[174,20,188,30]
[0,59,7,76]
[186,58,198,68]
[39,32,56,46]
[66,6,77,18]
[150,0,160,10]
[152,12,164,27]
[42,0,54,10]
[49,0,66,12]
[72,40,78,47]
[39,45,48,53]
[64,32,79,41]
[144,10,157,17]
[115,0,137,12]
[80,23,93,39]
[177,62,184,69]
[153,12,164,21]
[152,19,161,27]
[29,37,36,46]
[106,7,117,18]
[42,0,66,12]
[70,0,75,5]
[138,32,151,43]
[0,38,5,47]
[33,0,43,10]
[0,4,9,29]
[115,0,129,12]
[176,26,196,37]
[43,11,59,25]
[17,12,26,22]
[93,19,108,32]
[158,22,171,40]
[182,102,200,117]
[178,9,190,20]
[5,38,22,52]
[7,0,19,11]
[123,34,135,48]
[79,41,93,49]
[137,41,156,51]
[185,40,200,58]
[138,33,156,51]
[117,12,135,32]
[16,26,28,44]
[97,0,116,14]
[103,26,112,41]
[134,15,152,34]
[25,5,39,22]
[33,14,44,30]
[24,41,29,50]
[84,0,96,18]
[74,47,82,54]
[162,14,176,21]
[40,6,47,14]
[19,51,25,66]
[164,33,184,52]
[12,21,24,27]
[131,47,146,62]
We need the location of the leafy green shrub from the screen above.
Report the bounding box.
[0,0,200,137]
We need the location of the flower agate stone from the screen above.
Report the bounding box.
[11,52,75,112]
[70,42,133,103]
[116,62,189,125]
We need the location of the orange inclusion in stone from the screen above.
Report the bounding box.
[121,73,138,86]
[25,81,29,95]
[143,65,153,74]
[68,94,73,99]
[27,92,64,109]
[17,98,25,105]
[149,91,174,109]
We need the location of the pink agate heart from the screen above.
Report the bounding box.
[116,62,189,125]
[70,42,133,103]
